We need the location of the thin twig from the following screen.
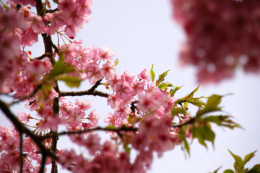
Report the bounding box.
[59,79,109,98]
[41,126,138,140]
[39,154,46,173]
[46,8,59,13]
[19,132,23,173]
[171,118,195,128]
[60,90,109,98]
[33,53,48,60]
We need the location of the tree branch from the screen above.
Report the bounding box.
[0,99,58,160]
[171,118,195,128]
[19,132,23,173]
[39,154,46,173]
[41,126,138,140]
[59,79,109,98]
[46,8,59,13]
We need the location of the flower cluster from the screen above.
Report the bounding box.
[171,0,260,84]
[0,1,194,172]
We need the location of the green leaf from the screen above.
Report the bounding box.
[158,82,174,89]
[192,125,215,148]
[114,58,119,66]
[104,125,116,130]
[124,144,131,155]
[185,97,206,108]
[206,95,222,108]
[247,164,260,173]
[1,0,10,10]
[156,69,170,86]
[171,107,186,116]
[48,57,75,79]
[57,76,81,88]
[170,85,182,96]
[223,170,235,173]
[196,95,223,117]
[184,102,188,108]
[188,85,200,97]
[150,64,155,82]
[183,138,190,155]
[210,166,222,173]
[243,151,257,167]
[228,150,244,173]
[204,115,241,129]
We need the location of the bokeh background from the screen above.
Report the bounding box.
[1,0,260,172]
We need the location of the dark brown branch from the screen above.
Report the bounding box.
[19,132,23,173]
[34,53,48,60]
[36,1,59,172]
[41,126,138,140]
[46,8,59,13]
[171,118,195,128]
[50,41,59,54]
[88,79,103,93]
[60,90,109,98]
[39,154,46,173]
[59,79,109,98]
[0,99,58,161]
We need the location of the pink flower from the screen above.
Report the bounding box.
[86,63,103,84]
[75,99,92,111]
[101,61,116,80]
[137,93,160,112]
[98,46,115,61]
[107,94,122,109]
[84,134,101,155]
[27,15,45,33]
[59,149,77,168]
[77,0,93,15]
[122,70,135,85]
[108,74,121,90]
[114,103,131,119]
[131,79,145,95]
[68,108,86,124]
[104,113,118,126]
[115,82,132,100]
[58,0,76,12]
[40,116,66,131]
[138,69,151,82]
[17,112,30,124]
[88,110,100,126]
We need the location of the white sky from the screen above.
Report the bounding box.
[1,0,260,172]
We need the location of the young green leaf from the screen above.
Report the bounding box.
[247,164,260,173]
[192,125,215,148]
[228,150,244,173]
[158,82,174,89]
[204,115,241,129]
[1,0,10,9]
[171,107,186,117]
[223,170,235,173]
[56,76,82,88]
[209,166,222,173]
[188,85,200,97]
[124,144,131,155]
[114,58,119,66]
[242,151,257,167]
[48,57,75,79]
[156,69,170,86]
[170,85,182,96]
[150,64,155,82]
[196,95,223,117]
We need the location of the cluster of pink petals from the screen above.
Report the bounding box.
[172,0,260,84]
[0,1,196,172]
[0,125,46,172]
